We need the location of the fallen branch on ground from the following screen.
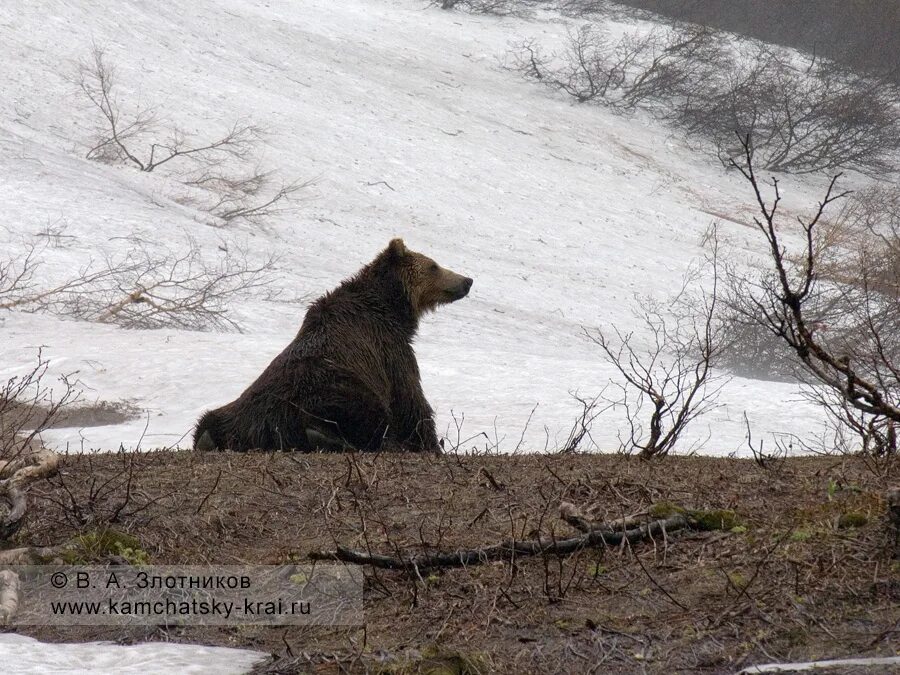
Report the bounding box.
[0,447,61,540]
[738,656,900,674]
[558,501,649,532]
[310,513,689,570]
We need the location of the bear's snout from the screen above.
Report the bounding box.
[452,277,473,300]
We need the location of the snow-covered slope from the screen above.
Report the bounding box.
[0,0,843,454]
[0,633,265,675]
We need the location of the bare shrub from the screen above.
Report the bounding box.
[184,171,314,225]
[510,18,899,175]
[77,46,259,172]
[584,243,728,458]
[676,45,900,175]
[433,0,537,16]
[715,304,800,382]
[56,239,277,331]
[828,185,900,302]
[0,352,77,464]
[1,236,277,331]
[40,452,175,530]
[728,134,900,456]
[508,23,725,110]
[1,352,76,541]
[0,240,116,313]
[75,44,308,223]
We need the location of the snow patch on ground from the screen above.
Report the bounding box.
[0,633,265,675]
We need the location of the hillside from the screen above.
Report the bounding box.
[0,0,849,456]
[2,2,898,672]
[11,450,900,673]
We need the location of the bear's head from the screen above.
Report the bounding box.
[384,238,473,315]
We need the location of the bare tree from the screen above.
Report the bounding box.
[676,45,900,175]
[77,45,259,172]
[508,23,725,110]
[75,44,310,223]
[59,239,278,331]
[1,236,278,332]
[585,241,728,458]
[727,134,900,455]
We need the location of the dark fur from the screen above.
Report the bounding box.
[193,239,472,452]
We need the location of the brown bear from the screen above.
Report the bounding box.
[193,238,472,453]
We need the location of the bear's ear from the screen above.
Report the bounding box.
[386,238,407,260]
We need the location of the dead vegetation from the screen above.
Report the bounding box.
[724,135,900,459]
[0,353,73,575]
[432,0,539,17]
[3,449,896,672]
[506,12,900,176]
[75,44,311,226]
[585,234,728,458]
[0,236,277,331]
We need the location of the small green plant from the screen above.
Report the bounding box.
[827,480,862,499]
[588,562,607,577]
[690,509,741,531]
[790,529,813,542]
[649,501,685,519]
[60,529,149,565]
[114,541,150,565]
[727,572,748,590]
[649,502,743,530]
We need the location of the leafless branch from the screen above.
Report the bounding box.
[0,351,74,541]
[77,45,259,172]
[61,238,278,331]
[727,133,900,456]
[75,44,312,223]
[585,234,729,458]
[2,236,277,332]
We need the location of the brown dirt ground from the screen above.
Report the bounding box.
[3,399,141,431]
[3,450,899,674]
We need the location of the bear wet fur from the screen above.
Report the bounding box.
[193,238,472,452]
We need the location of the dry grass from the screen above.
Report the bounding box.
[4,450,898,673]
